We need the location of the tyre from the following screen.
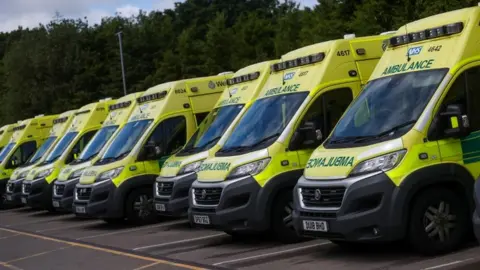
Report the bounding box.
[408,187,469,255]
[125,188,156,225]
[271,189,305,244]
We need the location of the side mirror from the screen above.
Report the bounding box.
[289,121,323,150]
[440,104,470,138]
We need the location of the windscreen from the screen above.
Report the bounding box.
[25,136,57,165]
[0,142,15,163]
[44,132,78,163]
[74,125,118,163]
[178,105,244,156]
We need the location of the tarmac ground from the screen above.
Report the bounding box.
[1,206,480,270]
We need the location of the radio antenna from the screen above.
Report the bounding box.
[405,23,411,62]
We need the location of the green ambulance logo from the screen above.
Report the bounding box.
[306,156,354,168]
[381,59,435,76]
[199,162,231,172]
[162,161,182,169]
[264,84,300,97]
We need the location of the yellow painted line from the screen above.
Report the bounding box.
[0,228,207,270]
[7,247,71,263]
[0,261,23,270]
[133,262,162,270]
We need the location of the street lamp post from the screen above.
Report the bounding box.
[116,31,127,96]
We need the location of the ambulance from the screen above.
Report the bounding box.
[5,110,76,206]
[21,98,114,211]
[52,92,143,212]
[189,33,392,243]
[154,60,278,217]
[73,74,231,224]
[294,5,480,255]
[0,115,57,207]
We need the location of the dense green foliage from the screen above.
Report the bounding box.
[0,0,477,124]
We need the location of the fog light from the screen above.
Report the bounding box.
[373,227,379,235]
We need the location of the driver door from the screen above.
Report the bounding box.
[293,86,355,167]
[142,116,188,173]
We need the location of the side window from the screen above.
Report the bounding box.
[195,112,209,126]
[67,130,97,163]
[465,67,480,131]
[145,116,187,158]
[293,88,353,150]
[7,141,37,168]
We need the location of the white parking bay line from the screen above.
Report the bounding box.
[421,258,475,270]
[133,233,226,251]
[35,220,102,233]
[212,241,332,266]
[76,219,188,240]
[4,215,73,227]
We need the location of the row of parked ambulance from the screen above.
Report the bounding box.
[2,5,480,256]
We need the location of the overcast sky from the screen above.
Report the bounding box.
[0,0,318,32]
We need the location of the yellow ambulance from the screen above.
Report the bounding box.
[154,60,278,217]
[294,5,480,255]
[0,115,57,207]
[189,33,392,243]
[52,92,143,212]
[73,74,231,224]
[5,110,76,206]
[21,98,114,211]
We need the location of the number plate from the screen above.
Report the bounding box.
[155,203,166,212]
[75,206,86,214]
[21,197,27,204]
[193,215,210,225]
[6,195,12,201]
[52,201,60,208]
[302,220,328,232]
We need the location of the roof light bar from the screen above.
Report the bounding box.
[12,125,26,131]
[109,101,132,111]
[137,91,167,104]
[226,71,261,86]
[389,22,464,47]
[75,110,91,115]
[271,52,325,73]
[53,117,69,124]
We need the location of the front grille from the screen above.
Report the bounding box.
[54,184,65,196]
[193,187,222,206]
[23,183,32,194]
[300,186,346,208]
[156,181,173,196]
[6,182,14,193]
[76,187,92,201]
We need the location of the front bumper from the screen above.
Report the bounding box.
[293,171,402,242]
[154,172,196,217]
[72,180,122,219]
[188,176,267,232]
[5,178,25,206]
[52,178,80,212]
[21,178,53,209]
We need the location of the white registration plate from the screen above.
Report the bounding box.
[303,220,328,232]
[155,203,166,212]
[75,206,86,214]
[52,201,60,208]
[193,215,210,225]
[6,195,12,201]
[21,197,27,204]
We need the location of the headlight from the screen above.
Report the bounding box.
[226,158,271,180]
[36,168,53,178]
[177,160,204,176]
[69,168,85,179]
[18,171,29,179]
[349,150,406,176]
[95,167,123,183]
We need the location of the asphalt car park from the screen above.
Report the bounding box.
[1,207,480,270]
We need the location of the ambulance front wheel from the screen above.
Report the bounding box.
[407,187,469,255]
[125,187,157,225]
[272,189,306,244]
